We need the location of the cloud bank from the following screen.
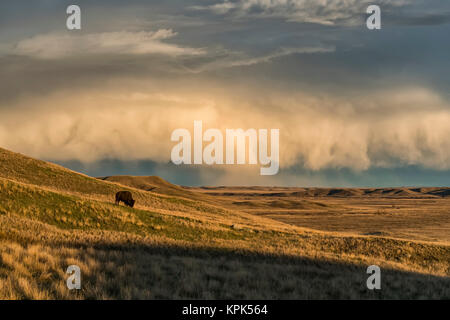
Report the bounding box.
[1,82,449,173]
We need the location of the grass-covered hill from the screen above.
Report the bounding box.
[0,147,449,299]
[99,175,197,198]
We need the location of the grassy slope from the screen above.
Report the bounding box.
[0,148,290,230]
[0,147,449,299]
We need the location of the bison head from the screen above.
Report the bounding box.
[128,199,135,208]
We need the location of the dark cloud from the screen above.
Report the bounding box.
[389,12,450,26]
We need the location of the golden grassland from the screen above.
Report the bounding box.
[0,147,449,299]
[190,186,450,243]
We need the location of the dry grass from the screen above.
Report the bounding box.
[0,147,449,299]
[192,186,450,243]
[2,240,449,300]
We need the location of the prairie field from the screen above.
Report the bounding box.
[0,147,449,299]
[189,186,450,243]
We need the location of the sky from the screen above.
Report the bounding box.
[0,0,450,187]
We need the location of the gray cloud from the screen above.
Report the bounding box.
[388,12,450,26]
[180,45,336,73]
[191,0,450,28]
[191,0,413,26]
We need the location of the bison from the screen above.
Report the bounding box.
[115,191,135,208]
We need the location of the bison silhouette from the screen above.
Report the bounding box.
[115,191,135,208]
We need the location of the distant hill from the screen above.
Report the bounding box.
[193,186,450,198]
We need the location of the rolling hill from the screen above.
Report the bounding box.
[99,175,206,200]
[0,147,449,299]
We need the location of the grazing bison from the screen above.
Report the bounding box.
[115,191,135,208]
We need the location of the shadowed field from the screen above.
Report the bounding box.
[0,148,449,299]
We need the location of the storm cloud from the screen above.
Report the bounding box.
[0,0,449,186]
